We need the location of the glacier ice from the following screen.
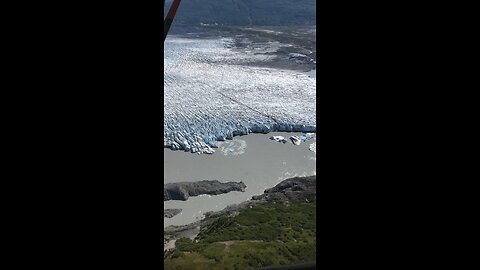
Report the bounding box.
[309,142,316,153]
[270,136,287,143]
[164,37,316,154]
[290,136,301,146]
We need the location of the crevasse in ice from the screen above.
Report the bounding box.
[164,37,316,154]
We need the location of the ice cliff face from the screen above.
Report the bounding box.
[164,37,316,154]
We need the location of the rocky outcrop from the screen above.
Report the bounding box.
[164,180,247,201]
[252,175,316,203]
[164,209,183,218]
[203,176,316,219]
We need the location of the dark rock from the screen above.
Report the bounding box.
[164,209,183,218]
[164,180,247,201]
[253,176,316,203]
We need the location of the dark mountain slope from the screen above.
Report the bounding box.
[165,0,316,26]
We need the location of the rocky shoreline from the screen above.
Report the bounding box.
[164,175,316,248]
[204,175,316,219]
[164,180,247,201]
[252,175,316,202]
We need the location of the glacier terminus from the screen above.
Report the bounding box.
[164,37,316,154]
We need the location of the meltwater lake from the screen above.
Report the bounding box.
[164,132,316,227]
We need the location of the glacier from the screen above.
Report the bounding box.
[164,37,316,154]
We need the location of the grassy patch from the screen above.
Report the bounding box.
[164,201,316,270]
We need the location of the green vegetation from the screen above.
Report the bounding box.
[164,201,316,270]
